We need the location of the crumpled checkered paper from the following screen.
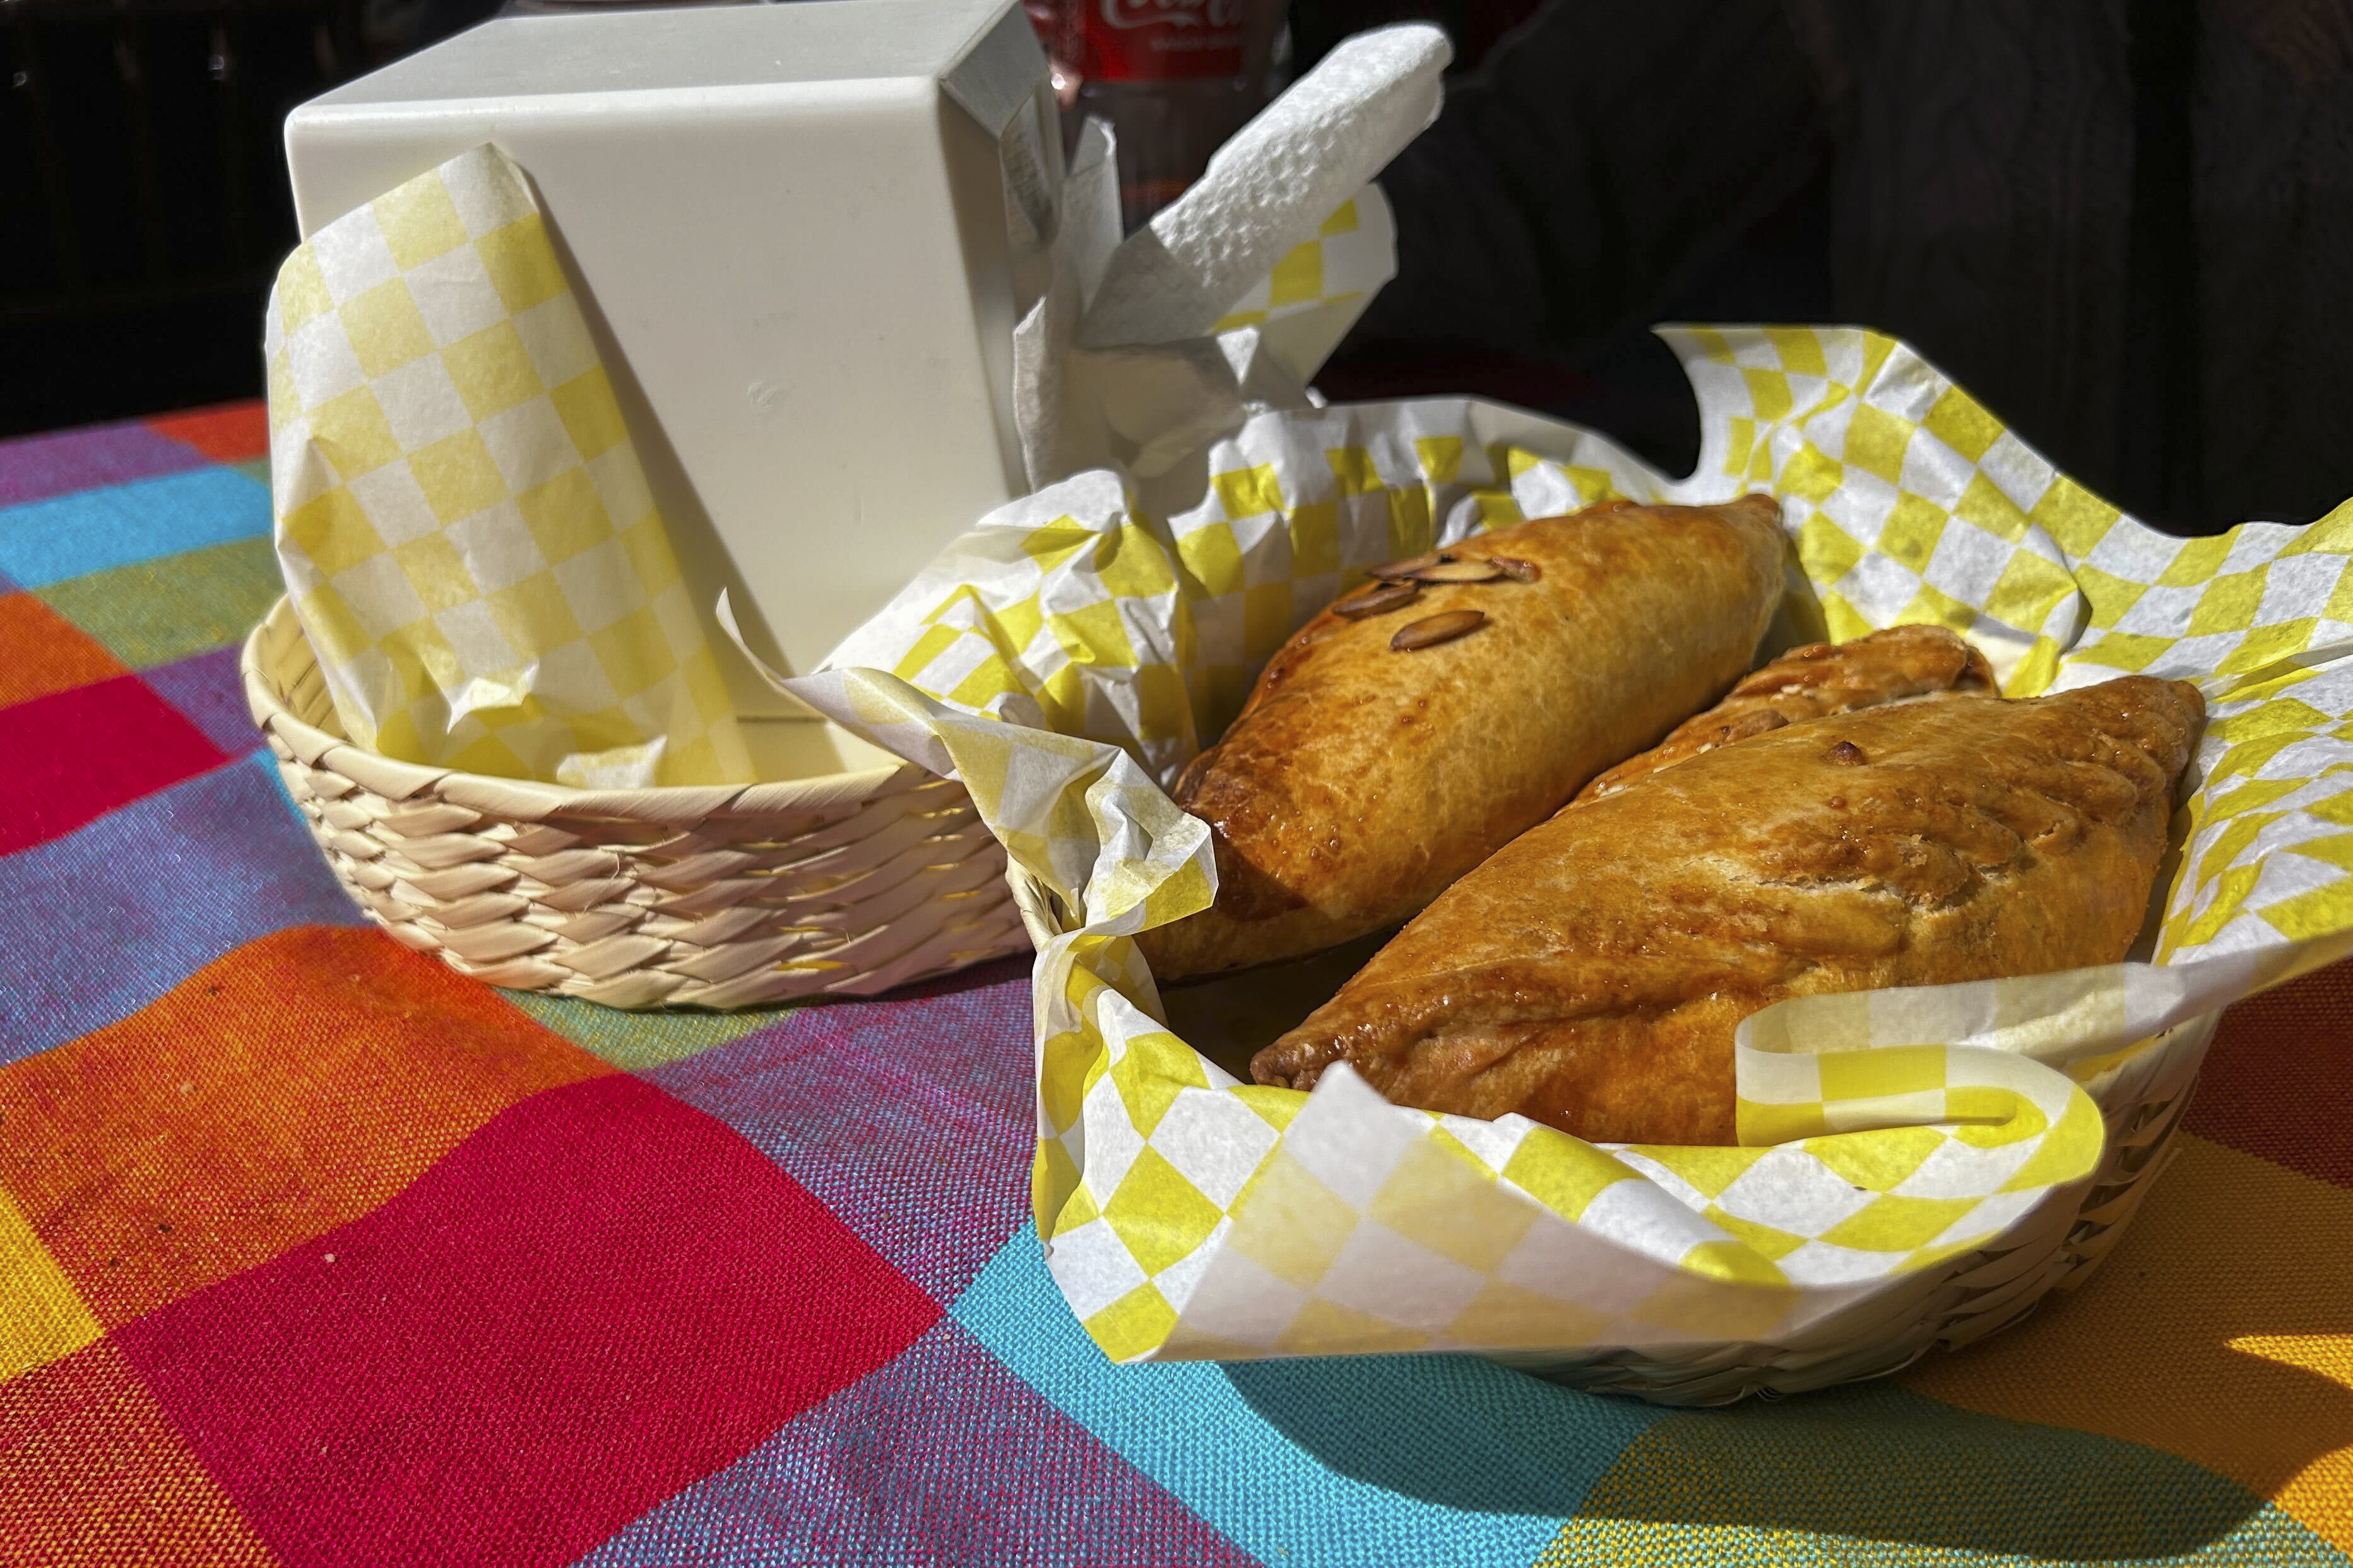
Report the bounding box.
[779,321,2353,1367]
[264,144,749,787]
[1009,26,1440,491]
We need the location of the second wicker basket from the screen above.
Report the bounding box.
[243,596,1029,1008]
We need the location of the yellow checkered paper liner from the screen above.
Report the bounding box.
[264,144,749,787]
[1209,192,1393,336]
[1205,188,1397,385]
[785,326,2353,1363]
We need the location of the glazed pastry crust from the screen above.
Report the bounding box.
[1252,676,2205,1145]
[1573,622,1996,804]
[1137,497,1787,981]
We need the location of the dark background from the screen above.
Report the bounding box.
[0,0,1529,440]
[4,0,367,435]
[9,0,2350,535]
[1322,0,2353,537]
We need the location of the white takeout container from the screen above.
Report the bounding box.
[284,0,1059,740]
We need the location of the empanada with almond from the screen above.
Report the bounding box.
[1137,496,1787,980]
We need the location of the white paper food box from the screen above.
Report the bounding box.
[284,0,1057,735]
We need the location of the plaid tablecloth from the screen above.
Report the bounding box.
[2,402,2349,1567]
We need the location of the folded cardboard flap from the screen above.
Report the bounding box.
[939,0,1066,277]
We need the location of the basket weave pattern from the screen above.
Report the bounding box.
[1010,869,2213,1403]
[246,598,1028,1007]
[1509,1011,2212,1403]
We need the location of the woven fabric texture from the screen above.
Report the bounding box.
[2,404,2350,1565]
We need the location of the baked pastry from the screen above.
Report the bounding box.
[1574,622,1996,804]
[1137,496,1788,980]
[1253,675,2204,1144]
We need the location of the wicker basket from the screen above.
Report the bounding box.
[245,596,1029,1007]
[1009,871,2215,1403]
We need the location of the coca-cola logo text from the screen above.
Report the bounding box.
[1079,0,1250,79]
[1096,0,1245,33]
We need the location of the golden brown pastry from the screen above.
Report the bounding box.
[1254,675,2204,1145]
[1574,622,1996,804]
[1137,496,1787,981]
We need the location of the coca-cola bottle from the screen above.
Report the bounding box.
[1026,0,1288,230]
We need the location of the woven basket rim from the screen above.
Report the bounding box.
[1004,852,2216,1395]
[242,594,911,821]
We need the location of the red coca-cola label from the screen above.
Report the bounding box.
[1082,0,1248,81]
